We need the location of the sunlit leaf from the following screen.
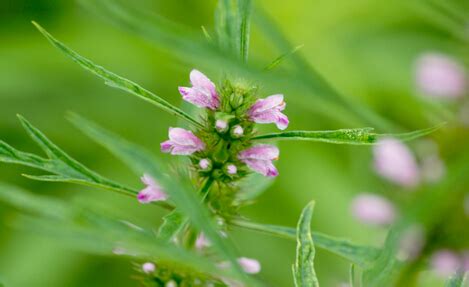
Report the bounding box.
[230,218,379,267]
[293,201,319,287]
[32,21,202,128]
[252,124,443,145]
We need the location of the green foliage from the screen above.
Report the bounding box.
[252,124,443,145]
[264,44,304,71]
[293,201,319,287]
[236,173,274,202]
[0,115,138,199]
[32,22,202,128]
[230,218,379,267]
[445,272,467,287]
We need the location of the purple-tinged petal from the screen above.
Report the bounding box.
[430,250,461,277]
[373,138,420,188]
[190,69,217,96]
[416,53,467,99]
[199,158,211,170]
[238,145,279,161]
[161,128,205,156]
[351,193,396,226]
[238,257,261,274]
[226,164,237,175]
[137,174,167,204]
[160,140,173,153]
[195,233,211,250]
[249,94,284,113]
[241,159,278,177]
[276,113,289,130]
[179,69,219,110]
[248,94,289,130]
[142,262,156,274]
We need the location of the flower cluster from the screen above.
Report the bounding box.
[138,69,289,203]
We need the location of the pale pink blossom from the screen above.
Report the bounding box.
[199,158,211,170]
[195,233,211,250]
[232,125,244,137]
[226,164,237,175]
[137,174,167,203]
[219,257,261,274]
[161,127,205,155]
[415,53,467,99]
[373,138,420,187]
[248,94,289,130]
[178,69,220,110]
[238,145,279,177]
[215,119,228,132]
[142,262,156,274]
[351,193,396,226]
[430,250,461,277]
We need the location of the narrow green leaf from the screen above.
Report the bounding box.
[293,201,319,287]
[157,210,186,242]
[68,114,257,285]
[238,0,252,62]
[445,272,466,287]
[252,124,443,145]
[32,21,202,128]
[0,117,137,199]
[264,44,304,71]
[349,264,356,287]
[230,218,379,267]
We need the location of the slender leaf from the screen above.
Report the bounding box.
[0,116,137,199]
[252,124,443,145]
[32,21,202,128]
[293,201,319,287]
[264,44,304,71]
[238,0,252,62]
[68,114,258,285]
[157,210,186,242]
[445,272,466,287]
[230,218,379,267]
[349,264,356,287]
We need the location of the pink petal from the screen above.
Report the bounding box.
[351,193,396,226]
[238,145,279,161]
[241,159,278,177]
[430,250,461,277]
[249,94,284,114]
[195,233,211,250]
[275,113,289,130]
[238,257,261,274]
[190,69,217,97]
[142,262,156,274]
[137,186,167,203]
[160,140,173,153]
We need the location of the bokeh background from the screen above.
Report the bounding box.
[0,0,468,286]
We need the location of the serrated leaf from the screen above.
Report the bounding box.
[293,201,319,287]
[68,114,258,285]
[0,116,138,200]
[230,218,379,267]
[32,21,202,128]
[252,124,443,145]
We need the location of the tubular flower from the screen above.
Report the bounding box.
[178,69,220,110]
[238,145,279,177]
[137,174,167,203]
[161,127,205,155]
[248,94,289,130]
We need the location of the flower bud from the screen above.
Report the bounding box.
[225,163,237,175]
[198,158,212,171]
[229,92,244,109]
[231,125,244,138]
[142,262,156,274]
[215,119,228,133]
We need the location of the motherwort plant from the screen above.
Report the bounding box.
[0,1,451,287]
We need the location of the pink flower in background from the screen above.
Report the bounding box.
[137,174,167,203]
[248,94,289,130]
[465,194,469,217]
[238,145,279,177]
[179,69,220,110]
[161,127,205,155]
[415,53,467,99]
[430,250,461,277]
[351,193,396,226]
[397,225,426,261]
[195,233,211,250]
[142,262,156,274]
[219,257,261,275]
[373,138,420,187]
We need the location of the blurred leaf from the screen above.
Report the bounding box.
[292,201,319,287]
[0,183,240,281]
[230,219,379,267]
[264,44,304,71]
[32,21,203,128]
[349,264,356,287]
[157,210,185,242]
[0,116,137,198]
[445,272,467,287]
[252,124,443,145]
[68,113,258,285]
[237,173,275,202]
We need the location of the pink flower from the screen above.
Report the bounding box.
[142,262,156,274]
[248,94,289,130]
[351,193,396,226]
[199,158,211,170]
[238,257,261,274]
[178,69,220,110]
[137,174,167,203]
[226,164,237,175]
[373,138,420,188]
[161,127,205,155]
[397,225,426,261]
[195,233,211,250]
[238,145,279,177]
[430,250,461,277]
[415,53,467,99]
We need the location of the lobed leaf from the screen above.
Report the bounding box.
[293,201,319,287]
[0,116,137,199]
[252,124,444,145]
[32,21,202,128]
[230,218,379,267]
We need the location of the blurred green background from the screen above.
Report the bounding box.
[0,0,468,286]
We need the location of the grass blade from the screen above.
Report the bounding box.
[230,218,379,267]
[238,0,252,62]
[293,201,319,287]
[252,124,443,145]
[32,21,202,128]
[264,44,304,71]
